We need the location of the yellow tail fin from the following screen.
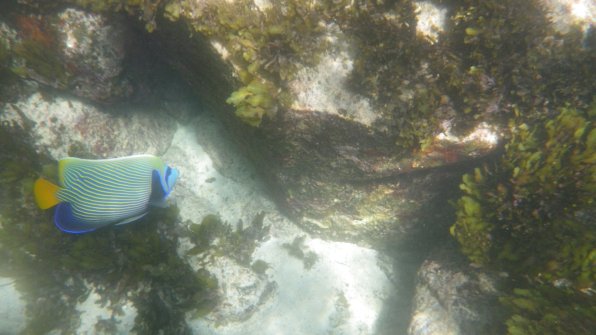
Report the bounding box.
[34,178,61,209]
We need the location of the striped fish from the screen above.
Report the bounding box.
[34,154,179,234]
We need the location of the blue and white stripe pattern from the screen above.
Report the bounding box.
[54,155,178,232]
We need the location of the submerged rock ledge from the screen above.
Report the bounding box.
[0,1,594,334]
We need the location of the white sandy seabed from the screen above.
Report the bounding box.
[164,116,397,335]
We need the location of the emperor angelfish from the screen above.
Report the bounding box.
[34,154,179,234]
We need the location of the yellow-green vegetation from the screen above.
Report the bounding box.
[0,40,20,101]
[12,38,68,87]
[451,104,596,333]
[186,212,269,267]
[0,41,9,67]
[171,0,333,126]
[439,0,595,119]
[226,80,275,126]
[53,0,594,151]
[0,124,217,333]
[339,1,441,152]
[72,0,334,126]
[501,286,596,334]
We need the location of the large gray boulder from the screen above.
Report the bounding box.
[408,244,505,335]
[0,7,132,103]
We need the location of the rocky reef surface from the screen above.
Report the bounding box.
[0,1,594,334]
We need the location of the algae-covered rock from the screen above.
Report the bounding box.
[1,92,176,159]
[75,0,590,248]
[112,0,504,245]
[8,0,593,250]
[1,0,594,333]
[0,5,132,103]
[450,104,596,333]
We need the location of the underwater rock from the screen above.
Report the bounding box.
[0,277,26,334]
[192,256,275,324]
[2,0,593,333]
[131,0,593,249]
[0,92,176,159]
[408,245,505,335]
[0,7,132,103]
[162,114,273,227]
[55,8,132,103]
[129,0,504,246]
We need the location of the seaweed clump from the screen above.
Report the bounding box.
[166,0,331,126]
[450,104,595,333]
[186,212,269,267]
[338,1,442,152]
[282,235,318,270]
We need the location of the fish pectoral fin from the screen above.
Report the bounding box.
[34,178,61,209]
[113,212,149,226]
[54,203,98,234]
[150,169,167,203]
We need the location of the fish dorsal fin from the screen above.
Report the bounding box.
[34,178,61,209]
[58,157,99,186]
[58,155,164,186]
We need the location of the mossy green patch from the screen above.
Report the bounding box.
[501,285,596,334]
[226,80,275,126]
[250,259,269,275]
[179,0,331,126]
[187,212,269,267]
[13,37,68,87]
[451,104,595,334]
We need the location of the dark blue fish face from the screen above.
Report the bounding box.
[165,165,179,193]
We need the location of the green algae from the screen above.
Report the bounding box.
[501,285,596,334]
[0,36,27,100]
[250,259,269,275]
[226,80,275,126]
[0,40,10,69]
[282,235,318,270]
[187,212,269,268]
[59,0,594,156]
[451,104,596,334]
[439,0,595,122]
[12,30,68,87]
[177,0,329,126]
